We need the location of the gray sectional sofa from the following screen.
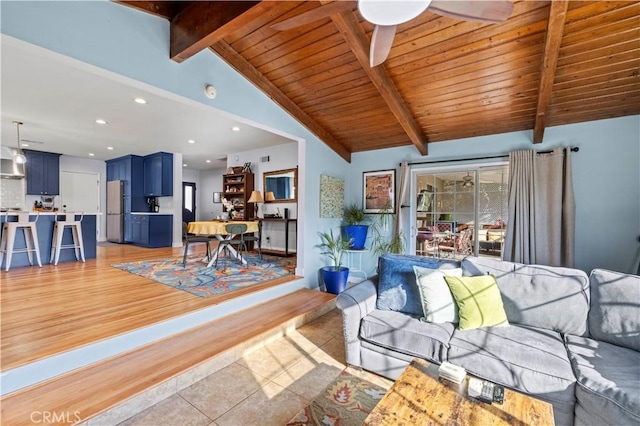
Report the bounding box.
[336,254,640,426]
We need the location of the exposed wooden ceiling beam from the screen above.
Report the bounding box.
[170,1,261,63]
[330,11,429,156]
[112,1,180,20]
[533,0,569,144]
[210,41,352,163]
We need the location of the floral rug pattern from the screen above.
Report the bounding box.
[112,253,296,298]
[287,370,387,426]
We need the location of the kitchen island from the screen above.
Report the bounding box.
[1,212,97,269]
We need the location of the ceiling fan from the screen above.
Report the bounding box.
[462,172,474,188]
[272,0,514,67]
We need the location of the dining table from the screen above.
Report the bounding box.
[187,220,259,267]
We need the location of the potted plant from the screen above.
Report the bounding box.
[343,203,369,250]
[370,206,405,256]
[318,229,352,294]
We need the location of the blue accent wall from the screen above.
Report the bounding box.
[347,116,640,274]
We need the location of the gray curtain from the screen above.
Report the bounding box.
[503,148,575,267]
[395,161,410,245]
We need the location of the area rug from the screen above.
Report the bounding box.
[111,253,296,298]
[286,370,388,426]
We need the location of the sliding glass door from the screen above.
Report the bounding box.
[410,164,508,260]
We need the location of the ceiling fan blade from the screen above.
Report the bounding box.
[370,25,397,67]
[271,1,356,31]
[428,0,514,23]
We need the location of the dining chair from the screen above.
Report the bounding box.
[241,220,262,260]
[215,223,249,268]
[182,222,213,268]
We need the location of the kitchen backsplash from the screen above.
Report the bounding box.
[0,179,26,209]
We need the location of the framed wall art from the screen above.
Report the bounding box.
[319,174,345,218]
[363,169,396,213]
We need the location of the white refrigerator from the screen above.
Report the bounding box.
[106,180,124,243]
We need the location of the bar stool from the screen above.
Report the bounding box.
[0,212,42,271]
[50,212,85,265]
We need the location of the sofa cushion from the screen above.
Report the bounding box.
[376,253,458,315]
[359,309,454,364]
[448,324,576,425]
[588,268,640,352]
[461,256,590,336]
[444,274,509,330]
[413,266,462,323]
[565,335,640,425]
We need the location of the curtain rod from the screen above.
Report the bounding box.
[401,147,579,167]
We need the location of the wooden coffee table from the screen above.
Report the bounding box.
[364,358,554,425]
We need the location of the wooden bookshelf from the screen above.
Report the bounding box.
[223,172,255,220]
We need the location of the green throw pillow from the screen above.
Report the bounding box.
[443,275,509,330]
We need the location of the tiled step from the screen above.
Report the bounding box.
[0,289,336,425]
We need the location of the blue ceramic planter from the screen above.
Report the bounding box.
[344,225,369,250]
[322,266,349,295]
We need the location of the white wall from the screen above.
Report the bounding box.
[228,141,299,253]
[56,155,106,241]
[198,167,226,221]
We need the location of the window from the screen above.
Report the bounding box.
[411,165,508,260]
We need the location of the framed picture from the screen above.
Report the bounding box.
[213,192,222,203]
[363,169,396,213]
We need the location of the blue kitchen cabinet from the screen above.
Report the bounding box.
[24,150,61,195]
[106,155,146,242]
[130,214,172,248]
[106,155,144,209]
[143,152,173,196]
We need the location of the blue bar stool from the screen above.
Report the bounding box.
[0,211,42,271]
[50,212,85,265]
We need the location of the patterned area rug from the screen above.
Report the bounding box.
[287,370,387,426]
[112,253,296,298]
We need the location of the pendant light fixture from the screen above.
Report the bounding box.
[12,121,27,164]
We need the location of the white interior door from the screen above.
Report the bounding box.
[59,171,100,236]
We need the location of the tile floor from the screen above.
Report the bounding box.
[117,309,393,426]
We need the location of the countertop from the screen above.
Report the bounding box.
[1,211,101,216]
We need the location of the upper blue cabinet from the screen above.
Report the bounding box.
[143,152,173,197]
[106,154,146,213]
[24,149,61,195]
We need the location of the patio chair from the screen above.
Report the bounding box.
[439,228,473,258]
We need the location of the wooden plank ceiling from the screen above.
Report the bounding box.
[116,1,640,162]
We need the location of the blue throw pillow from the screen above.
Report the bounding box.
[376,253,459,315]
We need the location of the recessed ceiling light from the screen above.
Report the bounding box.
[183,164,187,167]
[22,143,29,147]
[206,160,211,163]
[96,119,107,125]
[232,126,240,132]
[89,153,95,157]
[107,146,114,150]
[187,139,195,144]
[133,97,147,104]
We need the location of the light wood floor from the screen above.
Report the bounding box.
[0,243,299,372]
